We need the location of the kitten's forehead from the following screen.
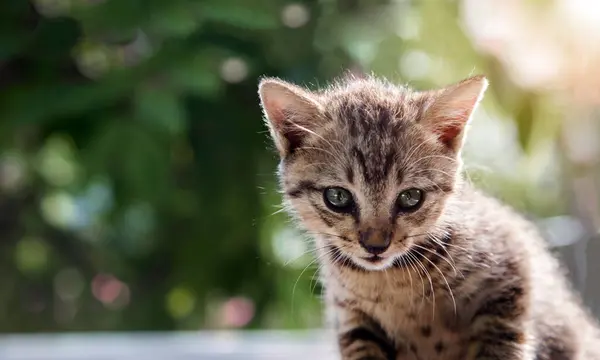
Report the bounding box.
[324,83,433,145]
[321,78,433,123]
[315,85,434,188]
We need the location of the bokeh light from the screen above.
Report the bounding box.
[281,4,310,28]
[91,274,130,309]
[220,297,255,328]
[220,58,249,84]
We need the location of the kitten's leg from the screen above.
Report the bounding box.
[335,305,397,360]
[468,284,531,360]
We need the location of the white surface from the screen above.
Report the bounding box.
[0,331,339,360]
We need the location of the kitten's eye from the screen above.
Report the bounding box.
[397,188,424,211]
[324,187,354,211]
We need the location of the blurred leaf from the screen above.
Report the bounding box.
[147,3,203,38]
[87,120,170,203]
[167,52,223,97]
[134,85,186,135]
[1,78,132,124]
[71,0,145,38]
[200,3,278,30]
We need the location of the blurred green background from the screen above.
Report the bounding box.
[1,0,599,333]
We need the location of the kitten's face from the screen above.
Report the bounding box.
[259,76,487,271]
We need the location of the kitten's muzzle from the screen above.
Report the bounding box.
[358,228,391,255]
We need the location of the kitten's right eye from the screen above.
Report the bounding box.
[324,187,354,212]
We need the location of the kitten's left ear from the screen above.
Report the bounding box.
[421,75,488,152]
[258,78,324,157]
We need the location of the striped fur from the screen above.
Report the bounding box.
[258,74,600,360]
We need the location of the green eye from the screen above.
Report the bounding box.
[397,188,424,211]
[324,187,354,211]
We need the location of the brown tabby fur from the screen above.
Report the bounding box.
[258,74,600,360]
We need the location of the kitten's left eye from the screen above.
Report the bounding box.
[397,188,424,212]
[324,187,354,211]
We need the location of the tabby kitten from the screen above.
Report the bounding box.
[258,74,600,360]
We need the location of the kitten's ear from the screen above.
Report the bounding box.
[258,78,323,157]
[421,75,488,152]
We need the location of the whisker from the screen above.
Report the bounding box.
[397,255,415,305]
[413,249,457,317]
[308,231,351,242]
[291,247,336,317]
[402,140,431,170]
[310,263,325,295]
[411,154,458,165]
[404,232,430,239]
[411,243,461,278]
[405,252,426,310]
[408,250,435,319]
[428,233,464,277]
[411,167,455,179]
[269,207,288,217]
[433,238,471,253]
[290,121,344,150]
[292,257,320,317]
[412,176,446,193]
[283,244,329,267]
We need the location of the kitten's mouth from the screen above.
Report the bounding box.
[362,255,385,263]
[326,244,405,271]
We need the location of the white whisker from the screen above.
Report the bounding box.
[291,247,336,317]
[402,140,430,170]
[411,167,455,179]
[411,243,461,278]
[414,249,457,317]
[411,154,458,166]
[408,251,435,319]
[428,233,464,277]
[405,252,426,311]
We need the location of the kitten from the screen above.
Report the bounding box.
[258,74,600,360]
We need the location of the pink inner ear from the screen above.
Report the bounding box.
[437,123,463,148]
[432,107,470,148]
[263,95,315,153]
[424,76,487,150]
[263,98,287,129]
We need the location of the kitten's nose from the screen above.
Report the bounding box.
[359,228,391,255]
[361,243,390,255]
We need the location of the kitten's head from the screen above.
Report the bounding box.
[259,75,487,271]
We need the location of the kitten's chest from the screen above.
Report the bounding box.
[328,267,472,359]
[364,292,470,360]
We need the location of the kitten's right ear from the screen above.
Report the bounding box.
[420,75,488,153]
[258,78,323,157]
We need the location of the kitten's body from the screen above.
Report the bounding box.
[324,187,600,359]
[258,75,600,359]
